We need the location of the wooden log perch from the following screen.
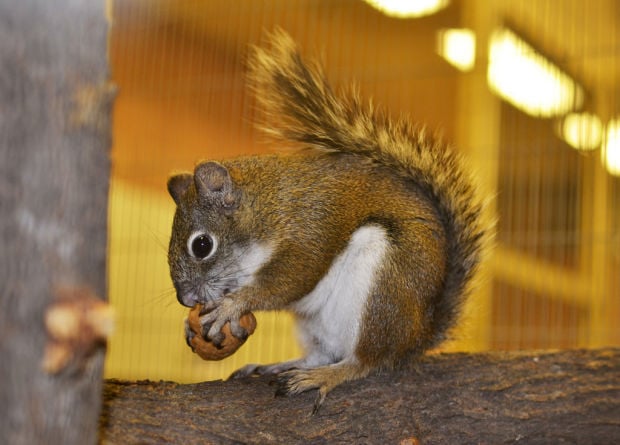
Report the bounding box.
[100,348,619,444]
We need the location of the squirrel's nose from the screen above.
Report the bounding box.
[178,292,201,308]
[173,282,201,308]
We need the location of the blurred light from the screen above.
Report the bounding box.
[364,0,449,18]
[559,112,603,151]
[437,28,476,71]
[488,28,584,117]
[602,118,620,176]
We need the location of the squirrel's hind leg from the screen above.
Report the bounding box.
[228,350,335,379]
[228,358,305,379]
[276,359,372,414]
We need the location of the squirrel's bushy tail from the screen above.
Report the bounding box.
[249,29,489,346]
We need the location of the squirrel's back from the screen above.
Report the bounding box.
[248,29,489,347]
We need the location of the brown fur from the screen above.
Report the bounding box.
[167,30,490,412]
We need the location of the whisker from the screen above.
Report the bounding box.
[142,218,171,255]
[166,240,269,309]
[142,286,178,308]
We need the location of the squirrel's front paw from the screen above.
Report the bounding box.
[186,304,257,361]
[200,298,247,346]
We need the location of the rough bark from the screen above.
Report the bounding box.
[0,1,112,444]
[100,348,619,444]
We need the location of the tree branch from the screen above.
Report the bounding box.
[100,348,619,444]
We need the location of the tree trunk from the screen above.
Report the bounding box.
[0,1,113,444]
[100,348,619,444]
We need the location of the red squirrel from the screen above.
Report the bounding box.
[167,29,489,412]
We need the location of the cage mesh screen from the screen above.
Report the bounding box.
[105,0,619,382]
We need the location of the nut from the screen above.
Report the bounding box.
[187,305,256,361]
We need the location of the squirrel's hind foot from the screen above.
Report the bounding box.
[275,360,372,415]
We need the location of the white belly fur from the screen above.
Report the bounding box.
[291,225,390,364]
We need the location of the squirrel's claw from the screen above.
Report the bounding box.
[229,319,249,341]
[276,369,327,415]
[229,364,261,379]
[199,297,244,346]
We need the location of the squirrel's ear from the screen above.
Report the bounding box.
[167,173,193,205]
[194,161,238,211]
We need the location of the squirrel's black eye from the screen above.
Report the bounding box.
[188,232,216,260]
